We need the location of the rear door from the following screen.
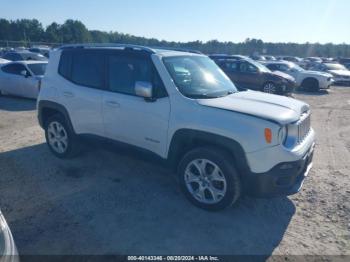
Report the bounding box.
[219,60,242,88]
[57,50,105,136]
[102,51,170,156]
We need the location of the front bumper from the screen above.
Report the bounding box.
[244,143,315,197]
[319,79,334,89]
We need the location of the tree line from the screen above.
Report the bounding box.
[1,18,349,57]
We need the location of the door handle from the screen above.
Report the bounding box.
[63,91,74,97]
[105,100,120,108]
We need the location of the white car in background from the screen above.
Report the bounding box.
[264,61,333,91]
[0,61,47,99]
[310,63,350,85]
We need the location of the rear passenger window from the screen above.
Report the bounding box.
[58,52,72,79]
[108,55,153,96]
[71,52,104,89]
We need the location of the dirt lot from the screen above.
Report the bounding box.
[0,87,349,257]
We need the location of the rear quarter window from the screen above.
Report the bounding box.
[71,52,104,89]
[58,51,72,79]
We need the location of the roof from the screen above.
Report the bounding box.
[262,60,294,66]
[58,43,203,57]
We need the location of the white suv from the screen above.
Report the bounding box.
[37,44,315,210]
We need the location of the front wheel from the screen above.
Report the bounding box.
[178,147,241,211]
[302,78,319,92]
[262,82,277,94]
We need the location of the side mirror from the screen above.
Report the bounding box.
[135,81,153,100]
[20,70,30,78]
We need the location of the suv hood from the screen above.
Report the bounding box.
[197,90,309,125]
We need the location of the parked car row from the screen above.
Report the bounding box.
[263,61,334,91]
[211,56,296,95]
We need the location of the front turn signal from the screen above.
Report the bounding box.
[264,128,272,144]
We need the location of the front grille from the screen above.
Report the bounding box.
[297,113,311,143]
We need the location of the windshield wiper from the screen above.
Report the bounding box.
[186,94,219,99]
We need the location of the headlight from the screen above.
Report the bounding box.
[278,126,287,144]
[284,124,299,148]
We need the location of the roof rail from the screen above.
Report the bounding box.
[151,46,203,54]
[59,43,156,54]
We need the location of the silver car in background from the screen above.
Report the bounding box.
[0,61,47,99]
[0,210,18,262]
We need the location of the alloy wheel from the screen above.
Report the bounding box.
[263,83,277,94]
[47,121,68,154]
[184,159,227,204]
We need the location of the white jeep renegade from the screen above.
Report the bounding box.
[37,44,315,210]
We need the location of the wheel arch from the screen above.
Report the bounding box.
[167,129,250,175]
[302,77,319,86]
[38,100,75,133]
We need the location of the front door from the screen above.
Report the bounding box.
[102,52,170,156]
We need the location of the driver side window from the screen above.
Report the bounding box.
[240,62,257,73]
[1,63,28,76]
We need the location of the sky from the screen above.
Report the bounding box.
[0,0,349,44]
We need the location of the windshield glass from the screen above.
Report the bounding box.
[290,63,304,72]
[28,63,47,75]
[22,53,47,61]
[163,56,237,98]
[325,63,347,71]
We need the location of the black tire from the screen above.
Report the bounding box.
[262,82,278,94]
[302,78,319,92]
[178,147,241,211]
[44,114,80,158]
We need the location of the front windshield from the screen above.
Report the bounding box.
[325,63,347,71]
[28,63,47,75]
[290,63,304,72]
[163,56,237,98]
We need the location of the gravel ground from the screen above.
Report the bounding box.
[0,87,349,257]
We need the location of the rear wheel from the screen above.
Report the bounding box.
[262,82,277,94]
[302,78,319,92]
[44,114,80,158]
[178,147,241,211]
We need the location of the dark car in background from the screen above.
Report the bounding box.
[338,58,350,70]
[29,46,50,58]
[213,57,296,95]
[279,56,302,63]
[209,54,247,60]
[2,50,48,62]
